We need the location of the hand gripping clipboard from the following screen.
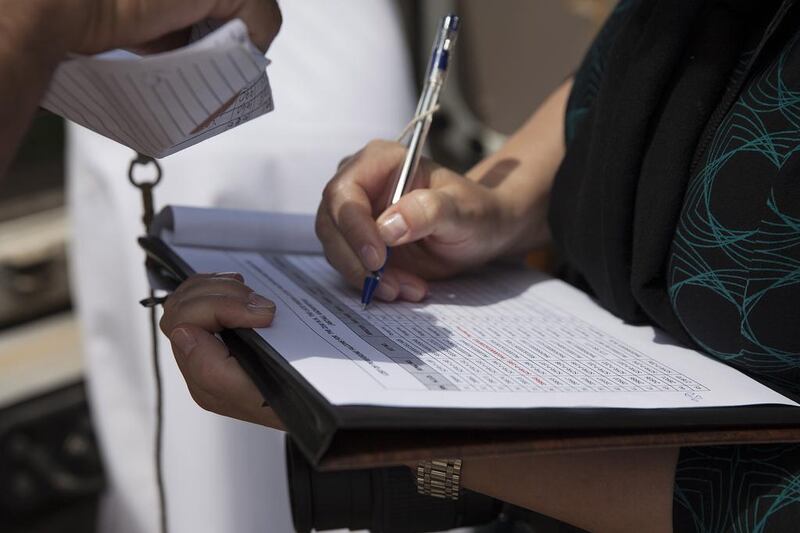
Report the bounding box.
[139,235,800,471]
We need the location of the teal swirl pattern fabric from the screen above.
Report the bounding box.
[565,3,800,531]
[668,28,800,533]
[668,34,800,390]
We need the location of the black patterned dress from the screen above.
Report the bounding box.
[565,2,800,531]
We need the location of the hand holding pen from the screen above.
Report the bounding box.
[361,14,460,308]
[315,14,524,306]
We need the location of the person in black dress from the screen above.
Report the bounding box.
[161,1,800,530]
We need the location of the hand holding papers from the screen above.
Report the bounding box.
[42,20,274,158]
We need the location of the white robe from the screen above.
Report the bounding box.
[66,2,414,532]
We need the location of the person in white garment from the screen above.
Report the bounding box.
[66,2,414,532]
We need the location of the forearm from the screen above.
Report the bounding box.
[0,2,66,177]
[462,447,679,533]
[466,79,572,255]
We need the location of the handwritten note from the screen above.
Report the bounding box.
[42,20,273,158]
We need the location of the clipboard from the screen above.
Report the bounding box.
[139,234,800,471]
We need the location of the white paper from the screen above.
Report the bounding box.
[153,206,321,253]
[167,242,798,411]
[42,20,273,158]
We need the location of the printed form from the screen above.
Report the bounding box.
[169,244,798,411]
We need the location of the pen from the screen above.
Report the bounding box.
[361,13,460,309]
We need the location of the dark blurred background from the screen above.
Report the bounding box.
[0,1,610,531]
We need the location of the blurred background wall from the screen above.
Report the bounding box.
[0,1,611,531]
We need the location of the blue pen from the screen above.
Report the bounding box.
[361,13,460,310]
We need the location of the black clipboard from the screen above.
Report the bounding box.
[139,235,800,470]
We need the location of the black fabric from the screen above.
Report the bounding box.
[549,0,786,344]
[560,1,800,531]
[667,20,800,392]
[672,444,800,532]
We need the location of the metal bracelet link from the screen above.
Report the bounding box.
[416,458,462,500]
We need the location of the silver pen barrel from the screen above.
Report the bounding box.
[387,15,459,207]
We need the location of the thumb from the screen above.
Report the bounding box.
[376,189,458,247]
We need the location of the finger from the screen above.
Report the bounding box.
[178,271,245,288]
[316,208,399,300]
[160,292,275,336]
[171,275,252,304]
[322,141,413,271]
[169,325,282,428]
[213,271,245,282]
[386,267,429,302]
[171,272,246,299]
[376,189,458,246]
[337,154,355,171]
[335,140,410,199]
[130,28,192,54]
[322,178,386,272]
[222,0,283,52]
[315,206,365,286]
[165,274,252,325]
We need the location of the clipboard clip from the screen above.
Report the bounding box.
[140,294,169,308]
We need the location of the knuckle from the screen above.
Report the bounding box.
[365,139,396,152]
[329,178,352,199]
[322,178,350,204]
[175,274,202,294]
[215,294,247,317]
[364,139,403,160]
[364,139,384,153]
[336,154,353,171]
[413,190,444,225]
[321,178,337,201]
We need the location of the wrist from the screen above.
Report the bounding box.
[467,156,553,259]
[491,185,551,257]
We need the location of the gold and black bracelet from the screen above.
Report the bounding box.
[415,458,462,500]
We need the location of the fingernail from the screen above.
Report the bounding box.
[360,244,381,270]
[378,213,409,244]
[400,283,426,302]
[215,272,244,281]
[247,293,276,313]
[171,328,197,355]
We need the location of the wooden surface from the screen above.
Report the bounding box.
[319,426,800,471]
